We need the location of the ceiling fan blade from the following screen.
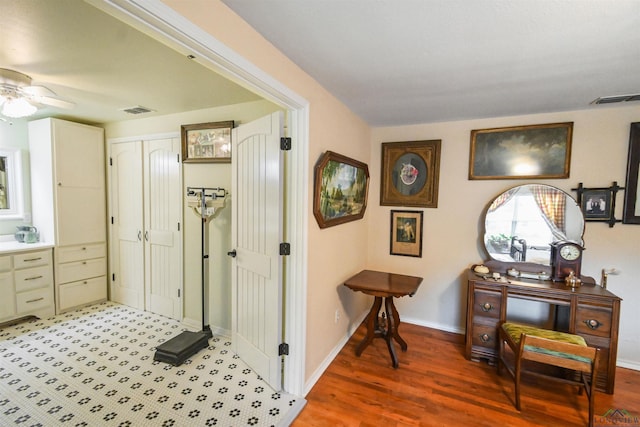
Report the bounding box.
[20,85,56,97]
[34,95,75,109]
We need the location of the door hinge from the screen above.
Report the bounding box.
[178,289,181,298]
[278,342,289,356]
[112,273,115,281]
[280,137,292,151]
[177,154,180,163]
[109,157,113,166]
[111,216,114,225]
[279,242,290,255]
[177,222,180,231]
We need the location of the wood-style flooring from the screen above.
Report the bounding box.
[293,323,640,426]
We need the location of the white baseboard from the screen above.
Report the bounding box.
[303,310,368,395]
[617,359,640,372]
[181,317,201,331]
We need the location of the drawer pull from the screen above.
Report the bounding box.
[480,302,494,312]
[480,333,492,343]
[26,297,44,304]
[82,247,87,250]
[82,261,87,265]
[24,257,43,262]
[25,275,44,281]
[584,319,602,330]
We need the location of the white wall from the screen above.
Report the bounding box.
[105,99,280,331]
[369,104,640,369]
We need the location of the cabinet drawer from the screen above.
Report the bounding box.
[473,290,502,319]
[57,257,106,284]
[14,265,53,293]
[14,250,52,269]
[58,276,107,312]
[16,287,53,313]
[576,305,613,338]
[56,243,106,263]
[471,324,499,350]
[0,255,11,272]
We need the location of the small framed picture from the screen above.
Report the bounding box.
[181,120,234,163]
[581,189,613,221]
[390,210,423,257]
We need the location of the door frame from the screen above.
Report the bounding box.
[92,0,309,396]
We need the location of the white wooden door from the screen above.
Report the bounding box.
[144,138,183,320]
[231,112,285,391]
[109,141,144,310]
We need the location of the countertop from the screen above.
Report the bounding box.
[0,240,54,254]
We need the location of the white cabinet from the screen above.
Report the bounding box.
[0,248,55,323]
[108,136,182,320]
[29,118,107,313]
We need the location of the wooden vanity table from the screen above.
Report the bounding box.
[465,269,621,394]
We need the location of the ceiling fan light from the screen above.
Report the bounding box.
[1,97,37,118]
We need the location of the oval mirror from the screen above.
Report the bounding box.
[484,184,584,266]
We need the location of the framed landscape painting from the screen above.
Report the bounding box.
[313,151,370,229]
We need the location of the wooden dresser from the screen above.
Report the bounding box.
[465,270,621,394]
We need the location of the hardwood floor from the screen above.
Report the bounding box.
[292,323,640,426]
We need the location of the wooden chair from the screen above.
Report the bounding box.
[497,322,600,427]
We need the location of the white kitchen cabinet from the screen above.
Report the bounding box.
[28,118,107,313]
[0,248,55,324]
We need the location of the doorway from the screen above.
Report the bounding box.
[94,0,309,396]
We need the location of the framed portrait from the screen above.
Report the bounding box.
[181,120,234,163]
[390,210,423,257]
[623,122,640,224]
[581,189,613,221]
[313,151,369,229]
[469,122,573,180]
[380,140,441,208]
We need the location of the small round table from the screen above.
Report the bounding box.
[344,269,423,368]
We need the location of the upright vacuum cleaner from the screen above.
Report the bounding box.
[154,187,228,366]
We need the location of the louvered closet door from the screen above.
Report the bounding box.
[144,138,182,320]
[109,141,144,310]
[231,112,284,391]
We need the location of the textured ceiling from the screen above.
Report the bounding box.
[221,0,640,126]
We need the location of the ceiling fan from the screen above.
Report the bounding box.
[0,68,75,119]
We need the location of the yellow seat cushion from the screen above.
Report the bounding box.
[501,322,591,363]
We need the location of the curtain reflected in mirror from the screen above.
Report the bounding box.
[0,156,9,209]
[484,184,584,265]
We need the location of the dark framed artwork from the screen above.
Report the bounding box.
[390,210,423,257]
[313,151,369,229]
[380,140,441,208]
[581,188,613,221]
[469,122,573,180]
[623,122,640,224]
[181,120,234,163]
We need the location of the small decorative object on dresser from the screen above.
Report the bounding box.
[550,240,583,281]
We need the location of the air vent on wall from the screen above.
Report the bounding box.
[591,94,640,105]
[120,105,155,115]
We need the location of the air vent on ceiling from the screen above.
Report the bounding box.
[120,105,155,115]
[591,94,640,105]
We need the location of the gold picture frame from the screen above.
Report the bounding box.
[390,210,423,257]
[469,122,573,180]
[380,140,441,208]
[313,151,370,229]
[181,120,234,163]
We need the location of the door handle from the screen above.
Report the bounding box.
[144,231,149,241]
[227,250,237,258]
[138,230,142,241]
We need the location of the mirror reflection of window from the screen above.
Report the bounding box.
[0,149,24,220]
[0,156,9,209]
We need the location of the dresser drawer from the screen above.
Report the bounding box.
[56,243,106,263]
[576,305,613,338]
[14,265,53,292]
[471,324,499,350]
[58,276,107,312]
[16,287,53,313]
[473,290,502,319]
[14,250,52,269]
[56,257,106,284]
[0,255,12,272]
